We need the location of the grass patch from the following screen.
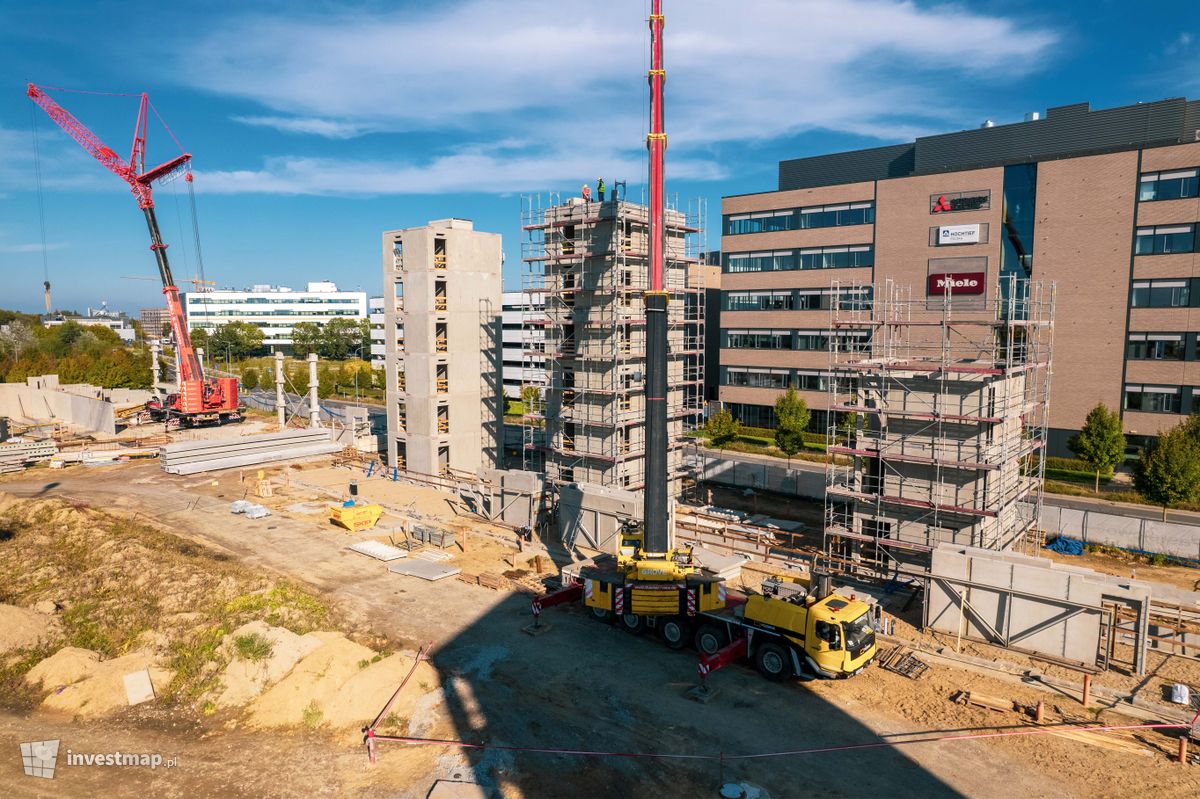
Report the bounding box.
[224,584,329,635]
[0,641,58,712]
[233,632,274,663]
[167,624,231,701]
[302,700,324,729]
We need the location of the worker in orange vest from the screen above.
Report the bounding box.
[581,183,591,202]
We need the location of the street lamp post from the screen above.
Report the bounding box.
[352,346,365,405]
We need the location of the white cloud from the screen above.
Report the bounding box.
[151,1,1061,195]
[229,115,374,139]
[0,241,68,253]
[197,149,724,197]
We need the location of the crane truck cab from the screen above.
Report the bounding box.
[740,591,875,679]
[693,574,876,681]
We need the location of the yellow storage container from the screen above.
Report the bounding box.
[329,502,383,531]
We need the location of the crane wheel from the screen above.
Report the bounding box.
[588,606,614,623]
[658,618,689,649]
[619,613,645,634]
[755,642,791,682]
[693,623,728,656]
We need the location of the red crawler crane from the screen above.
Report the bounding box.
[27,84,239,428]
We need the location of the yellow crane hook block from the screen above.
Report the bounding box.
[329,502,383,532]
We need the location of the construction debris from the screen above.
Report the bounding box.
[876,645,929,679]
[230,500,271,519]
[953,690,1016,713]
[159,429,338,475]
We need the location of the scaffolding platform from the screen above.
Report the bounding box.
[824,277,1055,575]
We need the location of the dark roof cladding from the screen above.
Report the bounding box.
[777,97,1200,191]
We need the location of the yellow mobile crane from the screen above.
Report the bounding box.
[530,1,875,684]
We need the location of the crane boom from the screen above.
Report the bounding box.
[642,0,669,554]
[25,83,232,416]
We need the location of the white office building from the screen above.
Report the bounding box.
[43,305,136,343]
[501,291,547,400]
[184,281,368,350]
[369,295,386,368]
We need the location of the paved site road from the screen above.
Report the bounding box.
[1,464,1083,799]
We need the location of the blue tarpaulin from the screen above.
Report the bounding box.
[1045,536,1084,556]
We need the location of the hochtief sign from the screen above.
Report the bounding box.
[938,224,981,245]
[928,272,986,296]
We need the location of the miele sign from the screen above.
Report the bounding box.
[937,224,982,245]
[928,272,986,296]
[930,190,991,214]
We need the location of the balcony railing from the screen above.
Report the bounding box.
[433,254,447,270]
[435,336,449,352]
[437,417,450,434]
[434,296,448,312]
[436,377,449,393]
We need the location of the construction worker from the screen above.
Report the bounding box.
[597,177,606,202]
[581,183,591,202]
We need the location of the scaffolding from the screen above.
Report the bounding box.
[519,193,706,491]
[823,276,1055,576]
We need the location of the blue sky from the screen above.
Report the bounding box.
[0,0,1195,314]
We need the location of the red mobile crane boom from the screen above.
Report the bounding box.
[27,84,239,426]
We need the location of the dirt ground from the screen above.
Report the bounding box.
[1,460,1199,798]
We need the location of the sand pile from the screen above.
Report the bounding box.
[244,631,440,730]
[214,621,323,708]
[0,603,57,654]
[25,647,171,718]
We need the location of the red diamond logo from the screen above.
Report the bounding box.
[932,195,952,213]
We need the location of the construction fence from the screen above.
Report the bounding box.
[1040,504,1200,562]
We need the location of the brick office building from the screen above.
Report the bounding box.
[719,97,1200,455]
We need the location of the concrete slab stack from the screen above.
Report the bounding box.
[159,429,339,475]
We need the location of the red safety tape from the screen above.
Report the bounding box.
[371,717,1198,763]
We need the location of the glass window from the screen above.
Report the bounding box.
[1131,280,1191,308]
[723,291,795,311]
[725,369,790,389]
[795,333,828,351]
[793,373,828,391]
[1126,335,1186,360]
[724,330,791,350]
[726,202,873,235]
[1135,225,1196,255]
[1138,169,1200,202]
[1123,386,1182,414]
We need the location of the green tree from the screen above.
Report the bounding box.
[774,387,811,466]
[320,318,361,359]
[241,367,260,391]
[837,411,859,444]
[1134,423,1200,520]
[290,322,323,357]
[209,321,265,360]
[521,384,543,409]
[161,321,173,339]
[317,365,336,399]
[190,326,211,352]
[705,406,740,452]
[359,318,372,355]
[47,321,85,357]
[1068,403,1126,493]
